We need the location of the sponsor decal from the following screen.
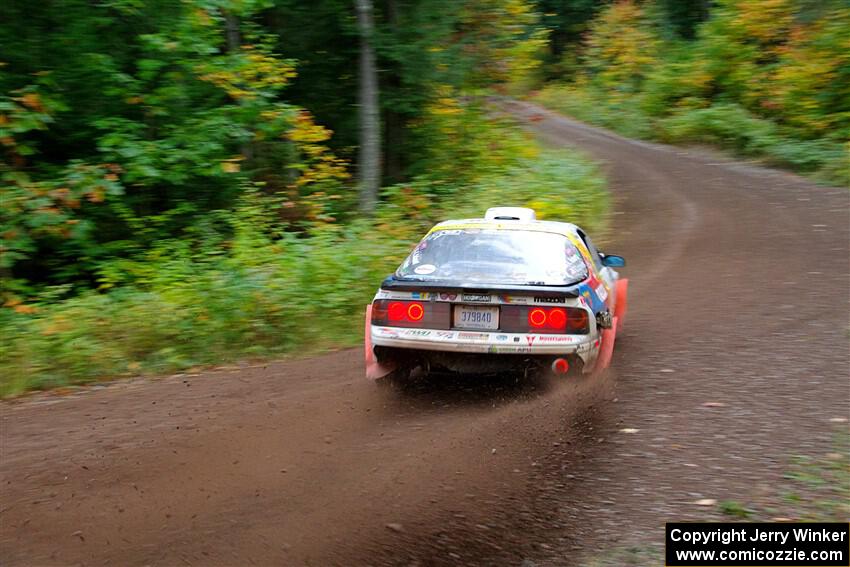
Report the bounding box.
[513,337,521,342]
[489,346,533,354]
[535,335,575,343]
[576,342,592,353]
[462,293,491,303]
[376,328,400,337]
[414,264,436,275]
[458,332,489,341]
[435,331,456,339]
[375,289,390,299]
[594,283,608,302]
[379,291,409,299]
[577,282,605,313]
[403,329,432,337]
[411,291,431,300]
[526,335,536,346]
[495,334,509,341]
[498,294,531,304]
[533,296,566,304]
[439,293,458,301]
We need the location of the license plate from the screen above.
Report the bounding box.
[453,305,499,330]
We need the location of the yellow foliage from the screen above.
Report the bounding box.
[5,297,38,315]
[20,92,43,111]
[221,159,241,173]
[770,7,850,135]
[198,47,296,100]
[727,0,794,44]
[285,110,349,198]
[583,1,658,94]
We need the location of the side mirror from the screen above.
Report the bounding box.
[601,254,625,268]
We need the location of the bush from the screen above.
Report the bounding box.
[533,86,850,187]
[533,85,655,140]
[657,103,778,154]
[658,104,849,184]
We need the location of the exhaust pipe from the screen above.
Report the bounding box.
[551,358,570,375]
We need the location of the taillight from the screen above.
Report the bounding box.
[529,307,548,328]
[387,301,424,322]
[388,301,407,321]
[407,302,424,321]
[528,307,569,331]
[371,299,450,328]
[502,305,590,334]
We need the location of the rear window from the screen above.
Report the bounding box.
[395,228,588,286]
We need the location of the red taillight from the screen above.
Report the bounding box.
[548,308,566,328]
[529,308,547,328]
[527,307,568,331]
[407,302,424,321]
[502,305,589,334]
[371,299,449,328]
[388,301,406,321]
[387,301,423,322]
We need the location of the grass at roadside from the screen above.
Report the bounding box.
[579,429,849,567]
[724,430,850,523]
[0,148,608,397]
[531,85,850,187]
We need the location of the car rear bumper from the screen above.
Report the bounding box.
[371,325,596,357]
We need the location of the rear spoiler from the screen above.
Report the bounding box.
[380,276,581,298]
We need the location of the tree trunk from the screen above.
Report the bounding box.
[224,12,241,53]
[383,0,403,183]
[356,0,381,214]
[224,11,253,161]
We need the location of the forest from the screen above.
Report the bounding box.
[1,0,847,394]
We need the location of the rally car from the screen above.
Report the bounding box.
[364,207,627,382]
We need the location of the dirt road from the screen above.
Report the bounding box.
[2,102,848,566]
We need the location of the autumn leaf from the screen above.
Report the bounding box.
[221,160,241,173]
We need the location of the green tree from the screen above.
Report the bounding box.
[581,1,659,95]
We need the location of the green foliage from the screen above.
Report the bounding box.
[659,104,849,183]
[580,0,659,95]
[534,0,606,81]
[718,499,754,518]
[532,0,850,187]
[0,0,355,298]
[407,94,541,184]
[718,432,850,522]
[0,83,124,288]
[533,85,655,140]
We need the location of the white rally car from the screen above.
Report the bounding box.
[364,207,628,382]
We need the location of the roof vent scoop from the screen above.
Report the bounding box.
[484,207,537,222]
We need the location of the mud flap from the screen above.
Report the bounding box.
[614,278,628,330]
[590,315,618,373]
[364,304,396,380]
